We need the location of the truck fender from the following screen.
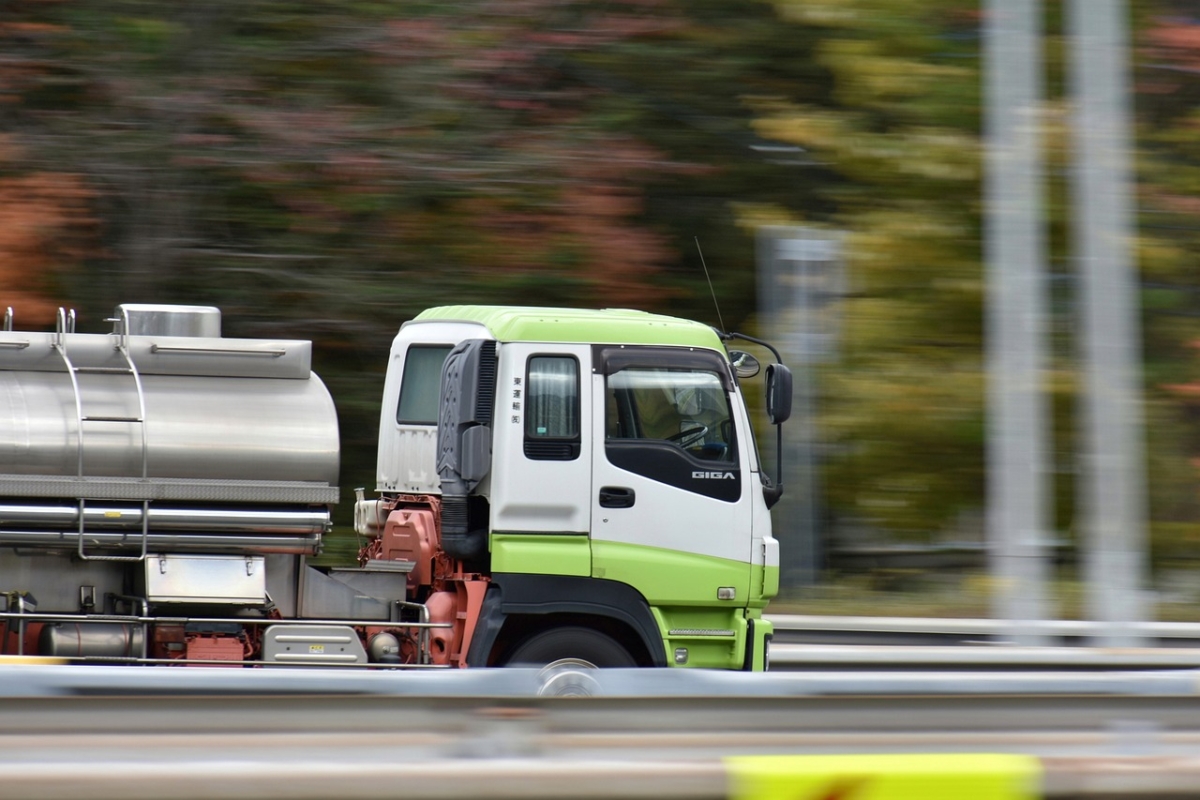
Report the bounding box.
[465,574,667,667]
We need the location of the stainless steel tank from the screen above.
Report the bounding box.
[0,305,340,495]
[0,370,339,486]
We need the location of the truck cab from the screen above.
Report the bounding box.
[367,306,782,670]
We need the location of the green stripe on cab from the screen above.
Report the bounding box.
[491,532,591,576]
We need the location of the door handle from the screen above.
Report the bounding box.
[598,486,636,509]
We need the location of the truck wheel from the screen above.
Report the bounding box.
[503,626,637,668]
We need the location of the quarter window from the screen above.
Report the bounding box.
[396,345,453,425]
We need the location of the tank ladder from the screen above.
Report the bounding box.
[52,307,151,562]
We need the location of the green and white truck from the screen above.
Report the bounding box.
[0,303,790,670]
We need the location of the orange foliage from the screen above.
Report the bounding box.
[559,183,672,307]
[1143,20,1200,75]
[0,148,94,324]
[429,135,679,308]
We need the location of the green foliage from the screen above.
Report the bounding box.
[4,0,1200,584]
[754,0,986,542]
[752,0,1200,581]
[0,0,823,530]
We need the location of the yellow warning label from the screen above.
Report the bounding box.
[725,753,1041,800]
[309,644,325,654]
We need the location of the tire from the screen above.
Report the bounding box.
[503,626,637,668]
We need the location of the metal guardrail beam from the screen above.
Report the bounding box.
[767,614,1200,641]
[5,661,1200,699]
[770,644,1200,670]
[2,664,1200,798]
[9,756,1200,800]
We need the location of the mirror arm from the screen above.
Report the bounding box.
[724,331,783,366]
[777,418,784,497]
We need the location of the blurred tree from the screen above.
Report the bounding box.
[560,0,837,325]
[0,0,823,524]
[752,0,1200,585]
[15,0,1197,584]
[1136,6,1200,554]
[752,0,988,544]
[5,1,692,325]
[0,11,96,324]
[0,140,95,324]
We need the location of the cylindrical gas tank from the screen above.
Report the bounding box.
[39,622,146,660]
[0,305,340,491]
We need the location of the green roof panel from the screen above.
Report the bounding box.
[412,306,725,351]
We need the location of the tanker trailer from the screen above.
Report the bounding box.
[0,304,427,665]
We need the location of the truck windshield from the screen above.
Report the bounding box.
[396,345,453,424]
[605,368,735,462]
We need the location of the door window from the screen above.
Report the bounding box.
[604,365,740,501]
[525,355,581,460]
[606,368,735,462]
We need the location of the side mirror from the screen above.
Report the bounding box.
[765,363,793,425]
[728,350,760,379]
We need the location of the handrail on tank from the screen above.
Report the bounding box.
[119,304,130,351]
[76,319,152,562]
[49,313,86,480]
[149,344,288,357]
[107,305,151,482]
[46,306,152,564]
[0,307,28,348]
[54,307,75,346]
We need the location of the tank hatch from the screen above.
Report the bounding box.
[117,304,221,338]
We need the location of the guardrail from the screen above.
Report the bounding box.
[2,664,1200,799]
[765,614,1200,671]
[7,660,1200,698]
[770,643,1200,671]
[766,614,1200,647]
[7,754,1200,800]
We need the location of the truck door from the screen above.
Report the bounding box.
[589,346,751,611]
[488,342,593,577]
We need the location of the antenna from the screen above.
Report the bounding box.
[695,237,726,334]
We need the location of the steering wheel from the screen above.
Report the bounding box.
[667,425,708,449]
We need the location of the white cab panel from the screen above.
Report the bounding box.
[730,383,772,567]
[489,342,592,533]
[376,320,492,494]
[589,373,752,564]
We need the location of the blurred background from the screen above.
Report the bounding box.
[0,0,1196,624]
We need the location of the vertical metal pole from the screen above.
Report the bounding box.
[793,256,819,587]
[1067,0,1148,646]
[985,0,1052,644]
[756,227,809,588]
[757,227,840,589]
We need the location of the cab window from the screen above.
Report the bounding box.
[606,367,735,463]
[525,355,580,460]
[396,345,452,424]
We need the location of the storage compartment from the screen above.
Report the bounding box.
[145,554,266,604]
